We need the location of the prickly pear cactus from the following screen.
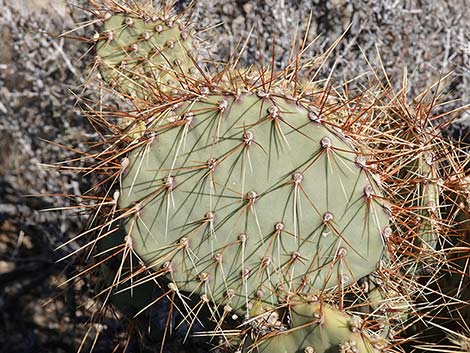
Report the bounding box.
[67,2,470,353]
[96,12,197,99]
[245,299,380,353]
[119,92,390,315]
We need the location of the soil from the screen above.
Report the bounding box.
[0,0,469,352]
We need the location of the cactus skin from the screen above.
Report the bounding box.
[246,299,380,353]
[118,92,390,315]
[96,13,196,99]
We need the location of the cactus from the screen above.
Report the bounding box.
[63,1,470,352]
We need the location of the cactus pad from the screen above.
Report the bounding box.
[96,13,196,98]
[119,93,390,315]
[246,300,380,353]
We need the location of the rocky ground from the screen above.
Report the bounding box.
[0,0,469,352]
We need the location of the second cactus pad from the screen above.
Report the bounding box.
[246,300,380,353]
[96,13,196,98]
[119,93,390,314]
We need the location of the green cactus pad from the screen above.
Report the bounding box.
[246,301,381,353]
[399,146,441,251]
[119,93,389,315]
[96,13,196,99]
